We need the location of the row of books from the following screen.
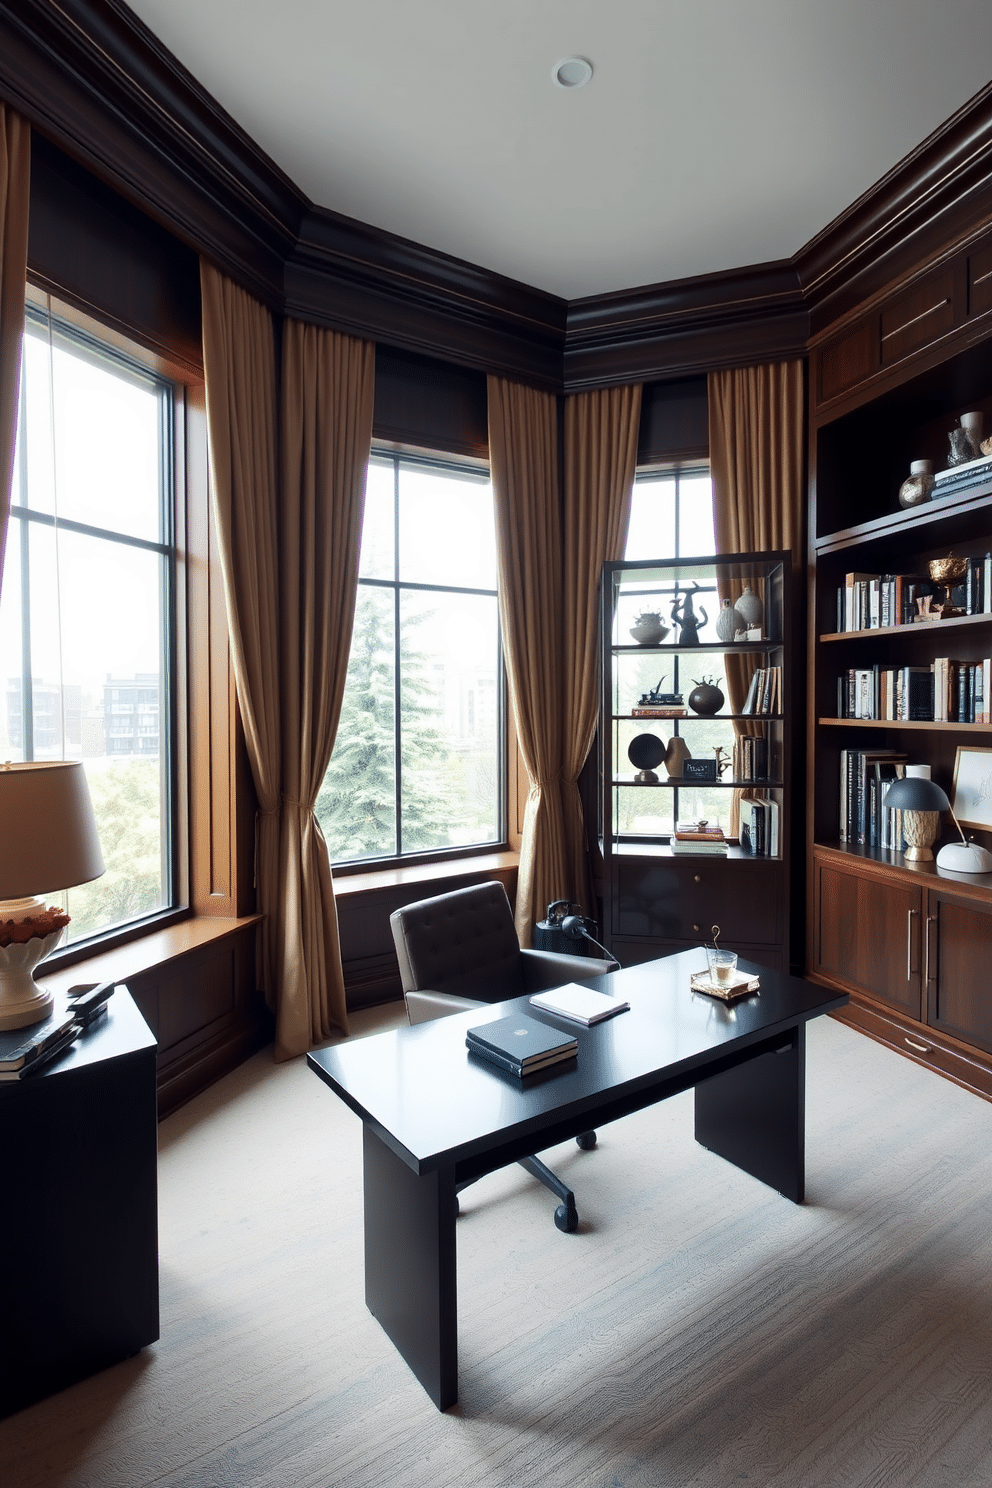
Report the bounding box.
[740,797,780,857]
[741,666,781,715]
[732,735,770,782]
[839,750,908,849]
[836,557,992,633]
[838,659,991,723]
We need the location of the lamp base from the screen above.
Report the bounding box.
[936,840,992,874]
[0,928,65,1030]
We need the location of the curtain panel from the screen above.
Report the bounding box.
[278,318,374,1056]
[487,375,571,945]
[201,261,375,1059]
[199,263,284,1003]
[0,105,29,591]
[708,360,804,829]
[562,383,642,911]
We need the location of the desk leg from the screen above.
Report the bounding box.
[694,1026,805,1203]
[362,1126,458,1409]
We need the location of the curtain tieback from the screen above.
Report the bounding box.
[258,794,304,818]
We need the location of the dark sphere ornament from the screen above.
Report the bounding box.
[687,677,725,716]
[628,732,666,783]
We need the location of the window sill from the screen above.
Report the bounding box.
[332,850,520,898]
[42,914,263,997]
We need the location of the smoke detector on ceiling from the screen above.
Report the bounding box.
[553,57,593,89]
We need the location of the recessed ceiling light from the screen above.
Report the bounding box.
[553,57,593,89]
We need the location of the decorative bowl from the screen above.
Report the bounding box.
[928,555,968,585]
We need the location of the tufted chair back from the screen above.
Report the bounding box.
[390,882,526,1003]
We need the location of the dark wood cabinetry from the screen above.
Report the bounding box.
[600,554,791,972]
[0,989,159,1417]
[808,227,992,1101]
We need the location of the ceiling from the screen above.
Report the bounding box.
[126,1,992,302]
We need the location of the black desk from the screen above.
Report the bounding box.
[308,951,847,1409]
[0,987,159,1418]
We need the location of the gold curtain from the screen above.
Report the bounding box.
[488,375,570,945]
[199,262,283,1002]
[0,105,30,589]
[708,360,804,830]
[278,318,374,1055]
[562,383,642,909]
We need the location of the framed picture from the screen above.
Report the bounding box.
[951,746,992,831]
[682,758,717,782]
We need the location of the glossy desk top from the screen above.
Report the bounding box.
[308,950,847,1174]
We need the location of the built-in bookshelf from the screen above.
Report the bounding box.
[807,261,992,1100]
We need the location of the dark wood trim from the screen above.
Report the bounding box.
[287,207,566,390]
[564,261,809,389]
[0,0,302,305]
[798,81,992,338]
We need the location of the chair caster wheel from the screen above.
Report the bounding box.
[576,1130,597,1150]
[554,1197,578,1233]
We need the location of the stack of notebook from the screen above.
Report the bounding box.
[466,1015,578,1077]
[0,1001,81,1082]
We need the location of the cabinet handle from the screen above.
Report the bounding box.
[924,915,937,984]
[904,1036,932,1056]
[692,923,701,933]
[907,908,919,980]
[693,875,702,884]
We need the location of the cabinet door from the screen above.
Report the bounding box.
[816,863,923,1017]
[926,891,992,1053]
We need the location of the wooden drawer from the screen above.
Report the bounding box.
[612,857,781,946]
[968,240,992,319]
[818,322,875,404]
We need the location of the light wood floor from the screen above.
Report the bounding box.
[2,1004,992,1487]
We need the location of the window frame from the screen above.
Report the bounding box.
[328,445,510,875]
[5,288,202,966]
[627,460,714,565]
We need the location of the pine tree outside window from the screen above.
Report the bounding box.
[318,453,503,865]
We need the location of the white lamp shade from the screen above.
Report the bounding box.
[0,761,105,900]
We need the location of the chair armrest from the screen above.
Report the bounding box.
[405,990,487,1025]
[520,948,615,992]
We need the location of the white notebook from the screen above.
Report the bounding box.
[529,983,630,1026]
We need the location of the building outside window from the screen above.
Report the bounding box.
[0,302,176,943]
[318,452,503,865]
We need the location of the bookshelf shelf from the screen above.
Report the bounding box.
[821,612,992,643]
[818,717,992,732]
[612,776,785,788]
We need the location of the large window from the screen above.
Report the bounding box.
[317,453,502,864]
[0,303,176,943]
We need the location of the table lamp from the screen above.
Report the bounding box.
[883,765,992,872]
[0,761,106,1030]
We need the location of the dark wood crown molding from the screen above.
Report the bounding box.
[563,261,808,390]
[796,80,992,338]
[0,0,303,305]
[287,207,566,391]
[3,1,992,391]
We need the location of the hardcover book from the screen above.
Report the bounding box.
[466,1015,577,1074]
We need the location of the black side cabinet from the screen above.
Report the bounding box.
[0,987,159,1417]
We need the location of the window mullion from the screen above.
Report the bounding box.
[393,456,402,857]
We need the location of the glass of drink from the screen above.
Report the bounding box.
[707,948,738,986]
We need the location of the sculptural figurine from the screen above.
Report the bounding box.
[670,584,708,646]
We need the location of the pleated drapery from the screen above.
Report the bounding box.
[200,264,284,1005]
[488,375,571,945]
[708,360,804,830]
[278,318,374,1054]
[489,376,641,942]
[201,261,374,1060]
[562,383,642,910]
[0,105,29,590]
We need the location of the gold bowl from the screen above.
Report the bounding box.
[929,555,968,585]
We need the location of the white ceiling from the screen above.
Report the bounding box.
[127,0,992,301]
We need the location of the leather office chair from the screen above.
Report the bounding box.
[389,881,615,1231]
